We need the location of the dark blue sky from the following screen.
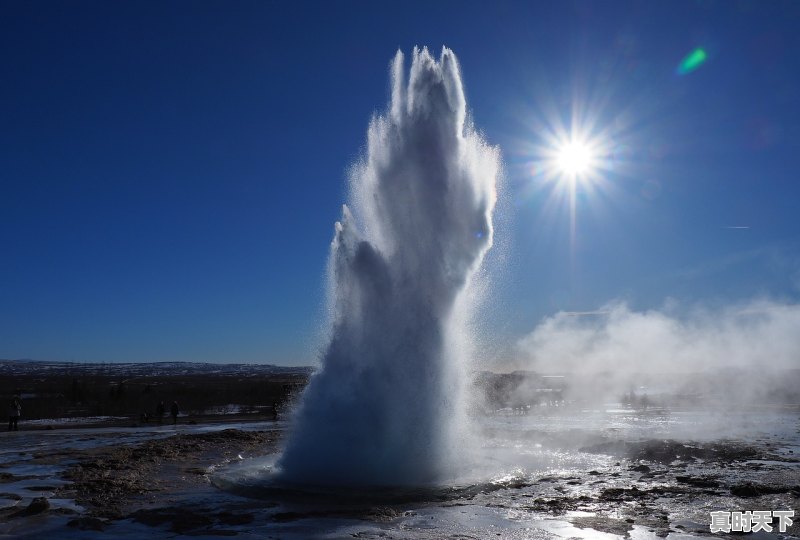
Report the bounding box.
[2,1,799,364]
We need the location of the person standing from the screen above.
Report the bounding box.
[156,401,165,424]
[8,396,21,431]
[170,401,179,425]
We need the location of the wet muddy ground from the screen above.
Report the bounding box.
[0,411,798,539]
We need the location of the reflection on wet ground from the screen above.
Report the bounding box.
[0,410,797,539]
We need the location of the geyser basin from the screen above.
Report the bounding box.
[276,47,499,487]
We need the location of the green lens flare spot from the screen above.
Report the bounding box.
[677,48,707,75]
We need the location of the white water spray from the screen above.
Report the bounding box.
[277,47,499,486]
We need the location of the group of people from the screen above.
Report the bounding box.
[142,400,181,425]
[7,397,183,431]
[154,400,181,425]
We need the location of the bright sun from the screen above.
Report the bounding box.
[556,140,594,176]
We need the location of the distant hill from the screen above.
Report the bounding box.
[0,359,314,378]
[0,359,315,421]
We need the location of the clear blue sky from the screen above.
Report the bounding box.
[2,1,799,364]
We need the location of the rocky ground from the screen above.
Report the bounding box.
[0,427,280,534]
[0,422,798,538]
[488,437,800,538]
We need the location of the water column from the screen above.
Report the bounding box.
[277,47,499,486]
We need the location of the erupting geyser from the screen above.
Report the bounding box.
[277,47,499,486]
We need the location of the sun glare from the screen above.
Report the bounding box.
[556,140,594,176]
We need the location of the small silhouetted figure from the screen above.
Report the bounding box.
[170,401,179,425]
[8,396,21,431]
[272,402,279,421]
[156,401,165,424]
[640,393,650,410]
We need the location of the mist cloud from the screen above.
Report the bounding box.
[516,298,800,374]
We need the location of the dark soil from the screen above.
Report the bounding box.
[55,429,279,520]
[579,439,763,463]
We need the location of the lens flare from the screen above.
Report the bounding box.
[677,47,707,75]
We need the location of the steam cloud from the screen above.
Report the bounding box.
[277,48,499,486]
[516,299,800,374]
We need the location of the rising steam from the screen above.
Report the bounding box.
[516,299,800,374]
[277,47,499,486]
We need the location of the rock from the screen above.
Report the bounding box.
[272,511,305,523]
[730,482,798,497]
[216,511,254,526]
[25,497,50,514]
[730,482,760,497]
[631,464,651,473]
[67,517,107,530]
[675,475,720,488]
[570,515,634,536]
[131,507,213,533]
[9,497,50,518]
[599,487,648,501]
[364,506,401,522]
